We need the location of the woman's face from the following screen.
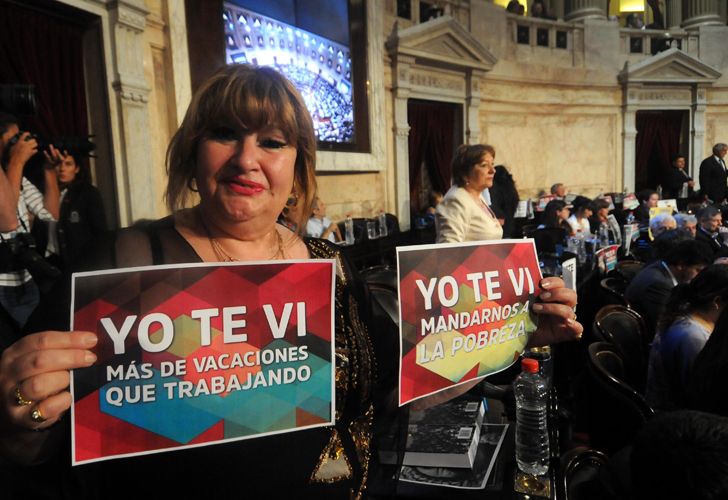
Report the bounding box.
[598,207,609,221]
[558,206,570,221]
[647,194,659,208]
[465,152,495,192]
[57,155,79,184]
[195,125,297,225]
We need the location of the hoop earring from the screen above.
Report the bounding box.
[187,177,198,193]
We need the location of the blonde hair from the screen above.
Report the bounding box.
[165,64,317,234]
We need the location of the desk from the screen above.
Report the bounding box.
[369,398,558,499]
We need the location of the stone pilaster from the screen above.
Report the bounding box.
[682,0,722,31]
[564,0,607,22]
[108,0,156,225]
[391,55,415,230]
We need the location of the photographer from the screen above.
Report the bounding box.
[0,112,60,331]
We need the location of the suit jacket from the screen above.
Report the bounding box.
[699,155,728,204]
[435,186,503,243]
[662,166,692,200]
[625,260,676,334]
[695,226,724,254]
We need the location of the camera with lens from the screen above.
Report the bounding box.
[7,131,41,149]
[0,233,61,293]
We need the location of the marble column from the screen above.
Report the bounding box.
[564,0,607,22]
[108,0,156,224]
[390,55,415,230]
[548,0,565,20]
[682,0,722,30]
[665,0,682,29]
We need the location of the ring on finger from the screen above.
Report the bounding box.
[30,407,47,423]
[14,387,33,407]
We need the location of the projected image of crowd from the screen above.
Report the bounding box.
[223,5,354,143]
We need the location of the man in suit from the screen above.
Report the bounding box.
[625,239,713,336]
[662,154,694,201]
[699,143,728,205]
[695,205,727,255]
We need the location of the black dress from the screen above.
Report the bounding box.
[10,217,384,499]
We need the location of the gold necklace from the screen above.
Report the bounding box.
[198,210,285,261]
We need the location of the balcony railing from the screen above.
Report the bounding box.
[510,14,579,51]
[619,28,690,57]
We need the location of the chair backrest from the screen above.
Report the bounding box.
[359,265,397,291]
[384,213,400,234]
[559,446,610,500]
[522,223,538,238]
[599,277,628,307]
[593,304,649,391]
[585,342,654,455]
[359,266,400,385]
[614,260,644,284]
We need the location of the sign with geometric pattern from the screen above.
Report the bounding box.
[397,240,541,406]
[70,260,335,465]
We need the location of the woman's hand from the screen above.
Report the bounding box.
[528,277,583,347]
[42,145,65,170]
[1,331,97,432]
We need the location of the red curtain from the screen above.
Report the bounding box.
[407,100,456,212]
[0,1,88,140]
[635,110,684,191]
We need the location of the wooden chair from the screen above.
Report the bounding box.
[559,446,610,500]
[614,260,644,284]
[585,342,654,455]
[599,277,628,306]
[592,304,650,391]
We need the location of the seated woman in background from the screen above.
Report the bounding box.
[647,264,728,410]
[538,199,574,235]
[566,195,593,235]
[0,64,382,498]
[634,189,659,227]
[34,147,106,271]
[435,144,502,243]
[305,196,341,242]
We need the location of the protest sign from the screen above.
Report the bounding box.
[71,260,335,465]
[595,245,620,274]
[397,240,541,406]
[622,193,639,210]
[657,199,678,213]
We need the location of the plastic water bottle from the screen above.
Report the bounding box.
[378,211,388,237]
[344,215,355,245]
[599,223,611,246]
[514,357,550,476]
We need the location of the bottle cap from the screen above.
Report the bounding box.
[522,357,539,373]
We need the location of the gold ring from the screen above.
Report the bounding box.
[14,387,33,406]
[30,407,46,423]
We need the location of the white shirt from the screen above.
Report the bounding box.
[305,216,336,243]
[567,214,590,235]
[0,177,55,287]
